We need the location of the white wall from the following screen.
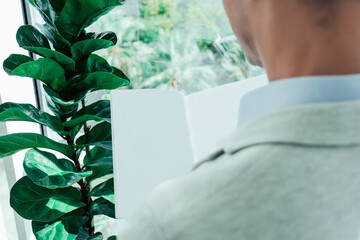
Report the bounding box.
[0,1,40,239]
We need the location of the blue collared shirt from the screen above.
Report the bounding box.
[238,73,360,126]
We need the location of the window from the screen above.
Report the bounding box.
[89,0,263,94]
[27,0,264,109]
[22,1,265,237]
[27,0,264,138]
[0,1,39,239]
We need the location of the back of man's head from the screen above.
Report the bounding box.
[222,0,360,81]
[302,0,340,26]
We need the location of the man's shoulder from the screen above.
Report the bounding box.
[147,141,360,239]
[119,100,360,239]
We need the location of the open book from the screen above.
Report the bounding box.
[111,75,268,218]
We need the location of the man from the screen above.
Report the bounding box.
[118,0,360,239]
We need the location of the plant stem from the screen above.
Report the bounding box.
[62,115,95,236]
[81,99,95,236]
[82,99,91,156]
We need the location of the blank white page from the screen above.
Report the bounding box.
[111,90,194,218]
[185,75,268,162]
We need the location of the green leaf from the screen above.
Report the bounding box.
[10,176,85,222]
[88,197,115,218]
[108,236,117,240]
[56,0,123,41]
[75,101,110,121]
[32,214,88,240]
[0,133,75,158]
[84,71,128,91]
[11,58,66,92]
[69,125,82,142]
[112,67,129,81]
[3,54,33,75]
[76,230,103,240]
[85,156,112,168]
[29,0,58,29]
[0,102,66,134]
[39,24,71,54]
[24,149,92,189]
[89,233,104,240]
[86,54,113,73]
[45,100,78,119]
[23,47,76,71]
[63,115,104,129]
[76,228,89,240]
[76,122,112,150]
[103,195,115,205]
[28,0,35,6]
[45,97,78,119]
[86,31,117,45]
[63,100,110,128]
[89,178,114,197]
[64,72,130,99]
[43,85,80,118]
[49,0,66,14]
[86,166,113,183]
[84,147,112,167]
[16,25,50,49]
[71,39,114,61]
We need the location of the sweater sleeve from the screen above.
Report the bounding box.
[117,204,165,240]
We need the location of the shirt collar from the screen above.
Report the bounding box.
[238,73,360,126]
[225,99,360,155]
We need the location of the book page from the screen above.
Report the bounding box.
[111,90,194,218]
[185,75,268,162]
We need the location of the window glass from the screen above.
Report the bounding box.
[24,1,265,237]
[88,0,264,94]
[28,0,264,97]
[27,0,265,140]
[0,1,39,239]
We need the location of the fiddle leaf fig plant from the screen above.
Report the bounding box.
[1,0,129,239]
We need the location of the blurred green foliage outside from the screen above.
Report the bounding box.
[91,0,264,94]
